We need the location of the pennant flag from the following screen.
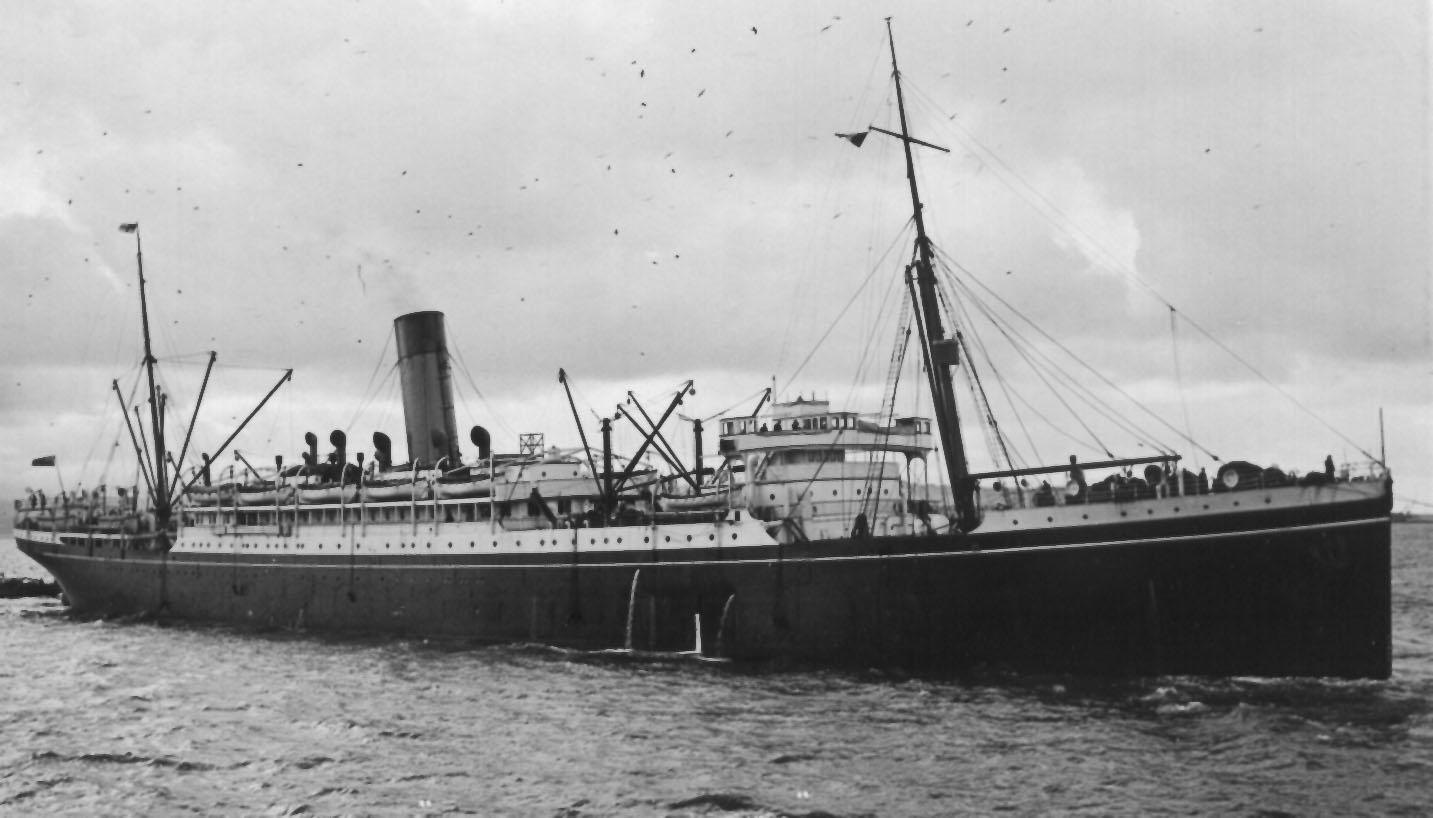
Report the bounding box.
[835,131,869,148]
[118,223,138,233]
[31,455,56,467]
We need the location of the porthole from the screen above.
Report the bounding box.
[1012,520,1019,526]
[708,534,715,541]
[617,537,623,544]
[1147,509,1154,515]
[769,494,776,501]
[1047,517,1053,523]
[1120,511,1127,517]
[731,533,738,540]
[643,536,650,543]
[686,535,693,542]
[1233,501,1240,507]
[1081,514,1088,520]
[1264,497,1272,505]
[665,536,671,543]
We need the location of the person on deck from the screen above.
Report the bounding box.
[1067,455,1086,502]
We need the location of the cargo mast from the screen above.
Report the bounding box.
[881,21,979,530]
[122,223,172,528]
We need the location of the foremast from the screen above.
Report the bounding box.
[122,222,172,530]
[882,21,979,530]
[117,223,292,534]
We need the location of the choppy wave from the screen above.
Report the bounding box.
[0,528,1429,816]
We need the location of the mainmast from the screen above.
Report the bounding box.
[121,223,171,527]
[883,21,979,530]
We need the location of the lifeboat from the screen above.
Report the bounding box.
[297,483,359,504]
[433,474,491,500]
[362,477,425,502]
[659,488,731,511]
[184,484,230,506]
[235,483,297,506]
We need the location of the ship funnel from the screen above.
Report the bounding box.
[470,426,491,461]
[394,311,461,468]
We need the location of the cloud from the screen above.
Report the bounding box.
[1033,159,1142,283]
[0,0,1427,509]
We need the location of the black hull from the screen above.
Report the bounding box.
[16,492,1391,679]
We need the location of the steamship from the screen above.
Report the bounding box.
[12,28,1392,678]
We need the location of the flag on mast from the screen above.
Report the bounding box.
[835,131,869,148]
[118,223,138,233]
[31,455,56,467]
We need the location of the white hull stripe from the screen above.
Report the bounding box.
[27,515,1387,571]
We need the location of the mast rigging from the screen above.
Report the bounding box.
[881,20,979,530]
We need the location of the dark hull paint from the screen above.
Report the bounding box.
[16,489,1392,678]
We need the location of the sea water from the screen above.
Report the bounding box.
[1,527,1429,816]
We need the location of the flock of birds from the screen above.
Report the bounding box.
[14,12,1261,340]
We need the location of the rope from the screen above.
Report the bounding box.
[903,76,1372,462]
[450,342,517,441]
[947,286,1040,466]
[778,222,912,396]
[1169,306,1199,470]
[942,249,1211,460]
[942,268,1160,455]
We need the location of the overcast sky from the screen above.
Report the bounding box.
[3,1,1429,508]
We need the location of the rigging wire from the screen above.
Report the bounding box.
[788,248,912,521]
[775,52,895,382]
[695,388,770,424]
[938,247,1206,458]
[777,222,914,397]
[858,292,913,518]
[940,265,1165,456]
[945,281,1042,466]
[929,255,1114,456]
[450,340,517,442]
[1169,306,1199,471]
[902,76,1374,461]
[956,331,1025,483]
[917,243,1031,472]
[343,362,400,445]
